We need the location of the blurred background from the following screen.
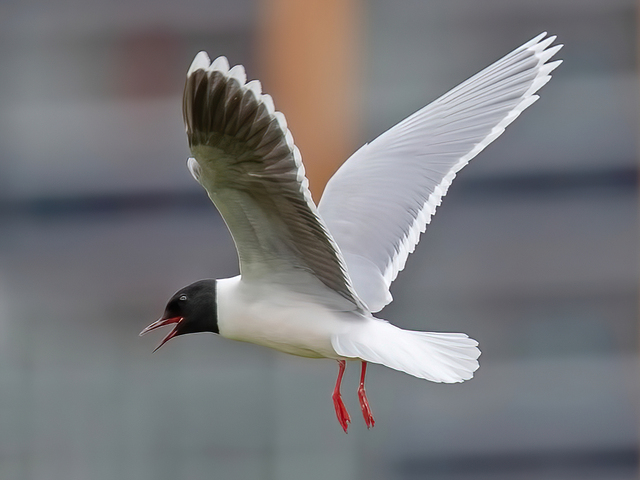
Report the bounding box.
[0,0,637,479]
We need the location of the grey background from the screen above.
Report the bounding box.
[0,0,637,479]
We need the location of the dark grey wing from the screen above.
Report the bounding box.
[183,53,365,312]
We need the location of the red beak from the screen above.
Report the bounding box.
[139,316,183,352]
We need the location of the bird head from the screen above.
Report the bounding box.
[140,279,218,351]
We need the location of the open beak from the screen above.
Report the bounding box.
[139,316,183,352]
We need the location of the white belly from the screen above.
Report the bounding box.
[215,276,356,359]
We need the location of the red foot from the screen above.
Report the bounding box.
[332,360,351,433]
[357,384,375,428]
[358,362,375,428]
[332,391,351,433]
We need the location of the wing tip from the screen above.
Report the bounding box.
[210,55,230,74]
[529,32,563,63]
[245,79,263,99]
[184,53,284,129]
[228,64,247,85]
[187,51,211,76]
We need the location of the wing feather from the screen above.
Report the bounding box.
[318,33,563,312]
[183,53,365,311]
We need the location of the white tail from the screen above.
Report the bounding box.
[332,319,480,383]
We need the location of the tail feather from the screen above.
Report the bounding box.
[332,320,480,383]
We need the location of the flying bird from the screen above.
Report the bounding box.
[140,33,562,432]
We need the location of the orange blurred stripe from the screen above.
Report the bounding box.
[258,0,362,201]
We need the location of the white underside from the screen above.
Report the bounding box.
[216,276,352,359]
[216,276,480,382]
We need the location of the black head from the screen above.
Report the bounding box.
[140,279,218,351]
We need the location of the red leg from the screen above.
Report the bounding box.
[332,360,351,433]
[358,361,375,428]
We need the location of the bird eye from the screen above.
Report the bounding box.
[179,295,187,301]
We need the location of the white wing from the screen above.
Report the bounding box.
[318,33,562,312]
[184,53,366,311]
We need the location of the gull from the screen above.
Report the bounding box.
[140,33,562,432]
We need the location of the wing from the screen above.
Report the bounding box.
[183,53,365,311]
[318,32,563,312]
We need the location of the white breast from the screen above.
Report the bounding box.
[216,276,356,359]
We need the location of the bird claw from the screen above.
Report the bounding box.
[332,392,351,433]
[358,385,375,429]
